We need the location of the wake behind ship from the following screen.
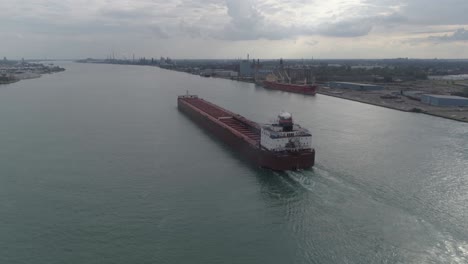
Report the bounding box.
[178,93,315,170]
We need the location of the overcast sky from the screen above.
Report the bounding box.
[1,0,468,59]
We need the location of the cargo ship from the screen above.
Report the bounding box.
[261,58,317,95]
[178,93,315,170]
[263,80,318,95]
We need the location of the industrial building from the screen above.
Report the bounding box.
[239,60,253,77]
[255,69,273,79]
[327,82,384,91]
[213,70,238,78]
[421,94,468,107]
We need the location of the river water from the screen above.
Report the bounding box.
[0,62,467,264]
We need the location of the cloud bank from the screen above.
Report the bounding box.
[1,0,468,58]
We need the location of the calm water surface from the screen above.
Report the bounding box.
[0,62,467,263]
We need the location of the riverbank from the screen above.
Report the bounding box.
[318,85,468,123]
[0,61,65,85]
[0,78,19,85]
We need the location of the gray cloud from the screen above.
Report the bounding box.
[150,25,170,39]
[305,40,319,46]
[6,0,464,42]
[398,0,468,26]
[100,8,154,20]
[428,28,468,42]
[2,0,468,58]
[364,0,468,26]
[213,0,390,40]
[219,0,286,40]
[317,20,373,38]
[3,0,468,40]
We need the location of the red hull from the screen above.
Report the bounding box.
[178,96,315,170]
[263,81,317,95]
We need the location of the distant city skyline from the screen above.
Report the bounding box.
[1,0,468,59]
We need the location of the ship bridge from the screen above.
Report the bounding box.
[260,112,312,152]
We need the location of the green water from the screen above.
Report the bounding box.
[0,62,467,263]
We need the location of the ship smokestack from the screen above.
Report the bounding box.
[278,112,293,132]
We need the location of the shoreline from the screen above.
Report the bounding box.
[0,62,65,85]
[0,79,20,85]
[317,90,412,112]
[317,90,468,123]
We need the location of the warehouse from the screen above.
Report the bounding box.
[327,82,384,91]
[213,70,238,78]
[421,94,468,106]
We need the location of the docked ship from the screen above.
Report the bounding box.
[178,93,315,170]
[261,58,317,95]
[263,79,318,95]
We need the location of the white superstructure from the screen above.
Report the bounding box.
[260,112,312,152]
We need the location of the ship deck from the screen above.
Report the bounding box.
[180,97,260,142]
